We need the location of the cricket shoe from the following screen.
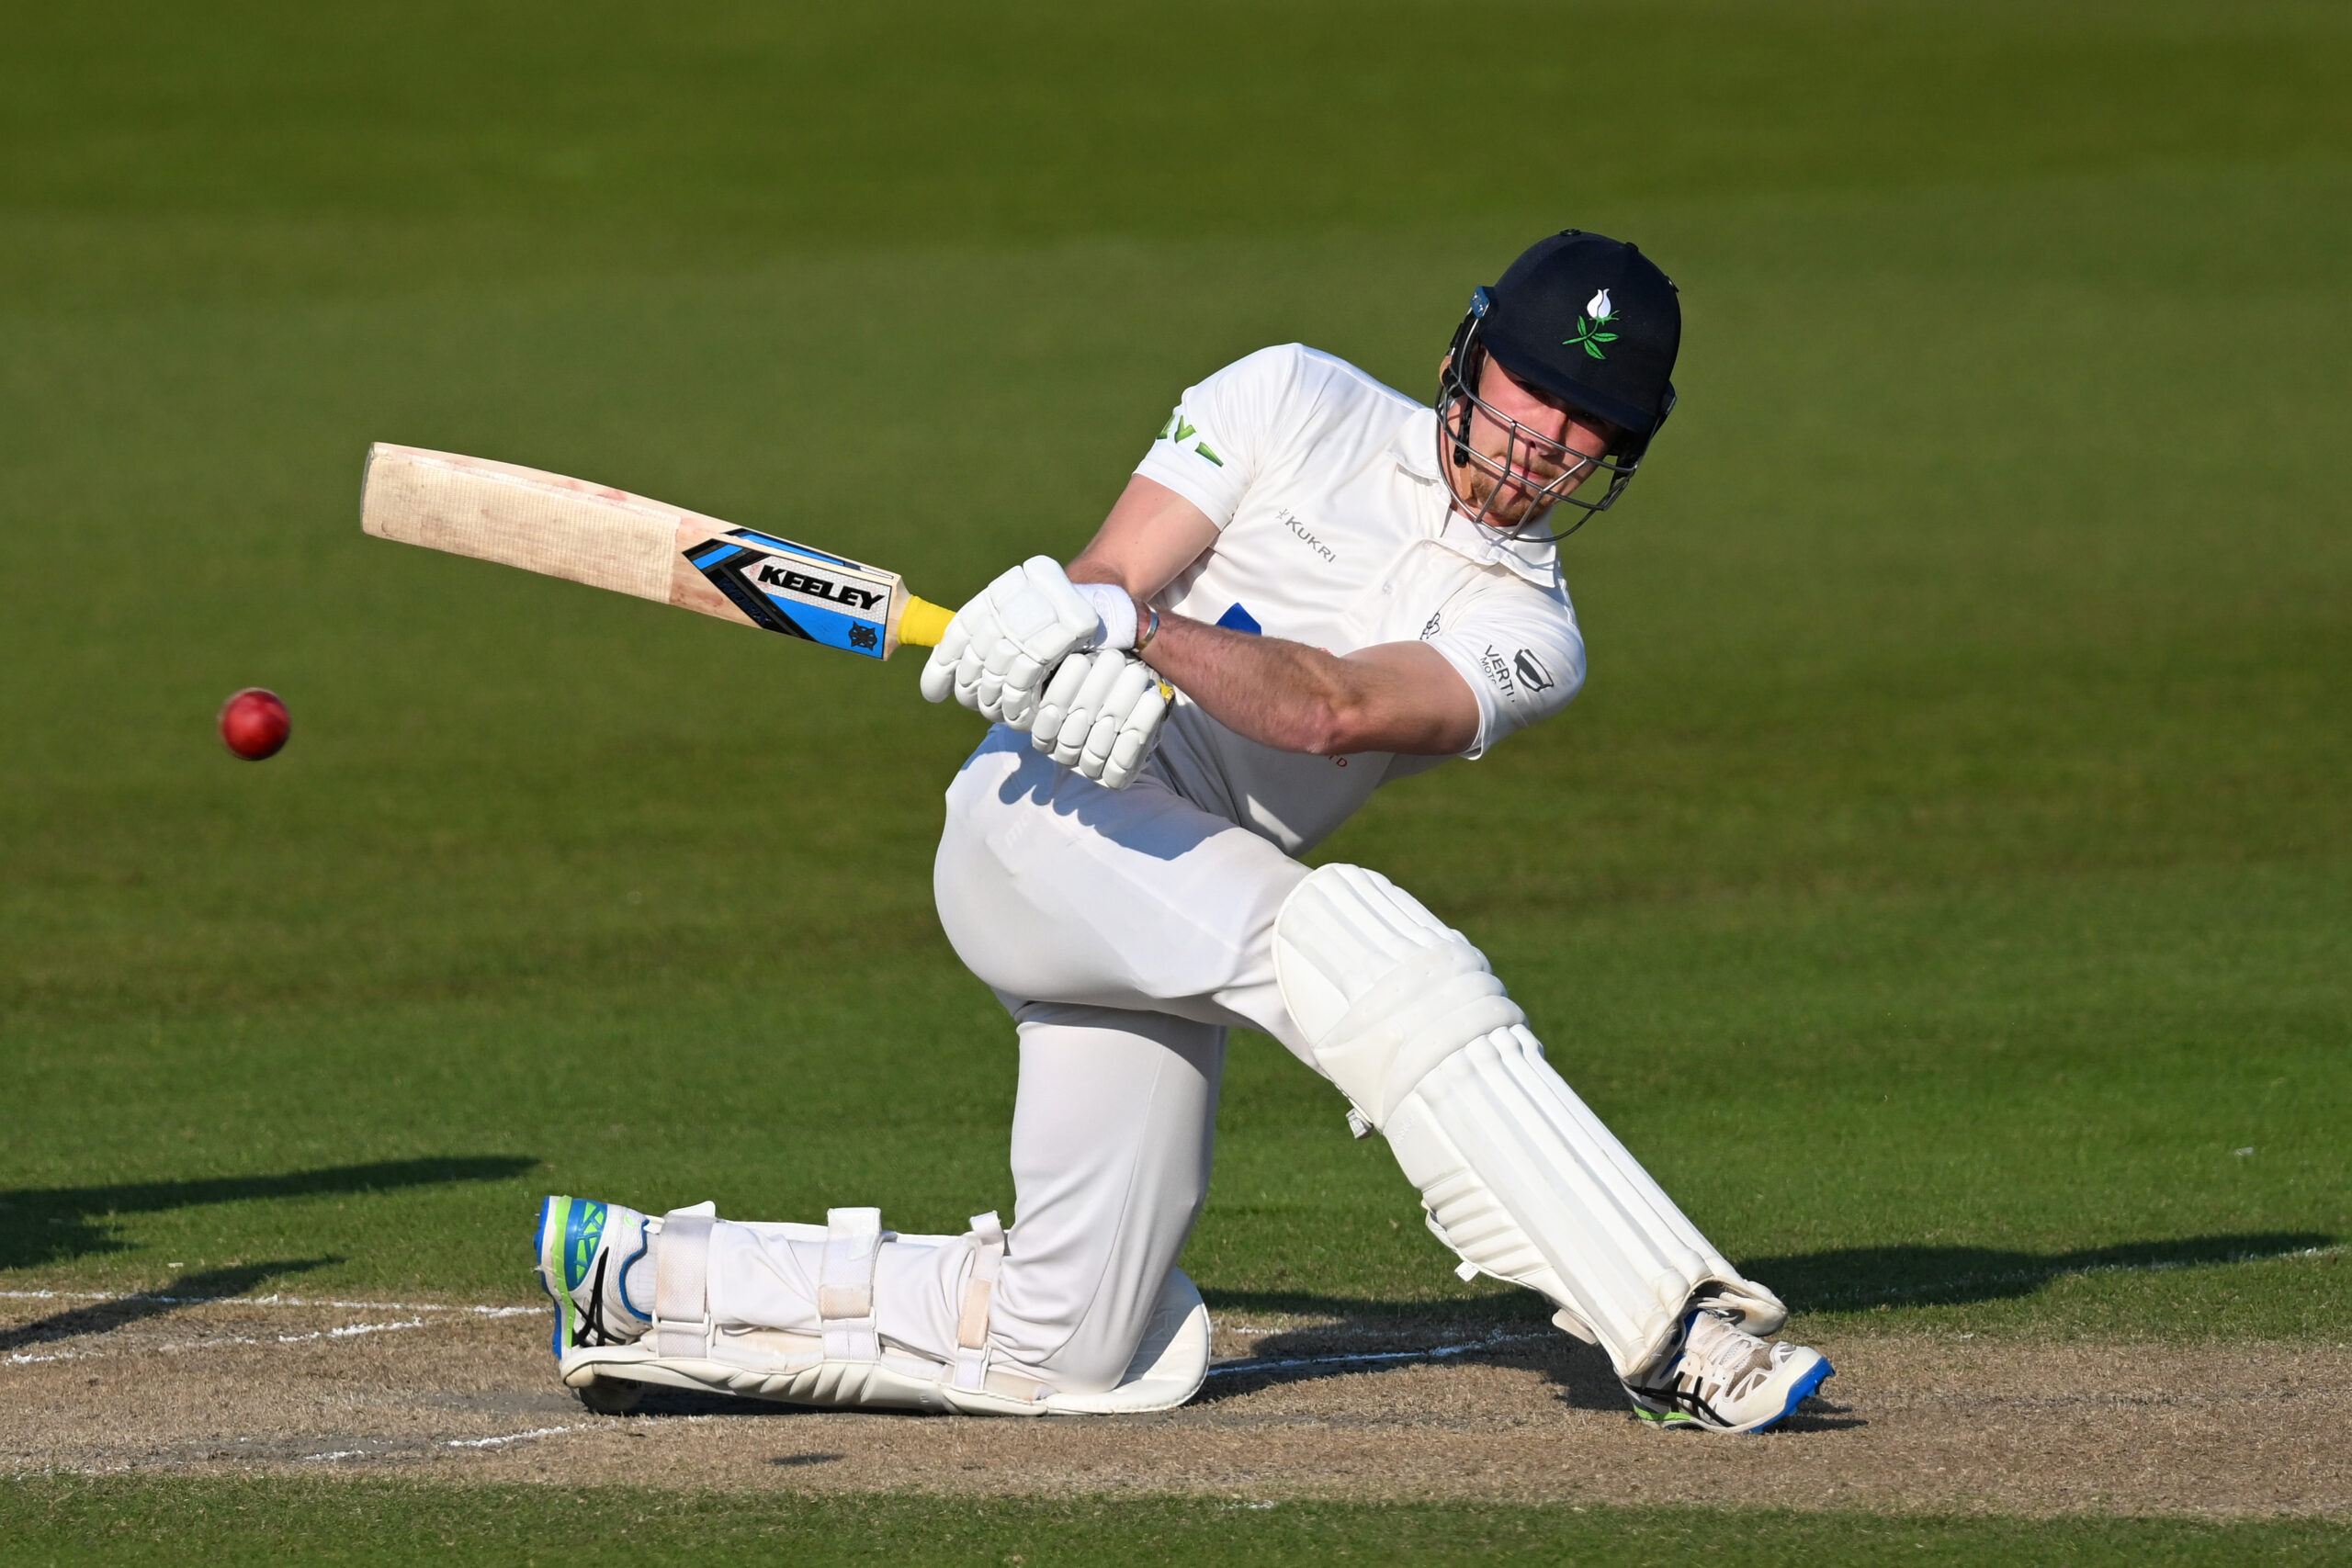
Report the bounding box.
[1622,1306,1833,1433]
[533,1196,653,1357]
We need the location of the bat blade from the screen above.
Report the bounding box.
[360,444,949,658]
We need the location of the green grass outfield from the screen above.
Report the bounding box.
[4,0,2349,1553]
[6,1482,2350,1568]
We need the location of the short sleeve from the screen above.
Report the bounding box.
[1421,579,1587,758]
[1132,345,1305,528]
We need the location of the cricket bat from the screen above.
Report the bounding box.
[359,444,956,660]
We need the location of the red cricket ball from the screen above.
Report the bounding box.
[220,687,291,761]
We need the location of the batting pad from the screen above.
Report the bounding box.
[1273,863,1786,1379]
[558,1208,1210,1417]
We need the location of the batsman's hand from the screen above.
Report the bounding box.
[1029,648,1170,790]
[918,557,1103,728]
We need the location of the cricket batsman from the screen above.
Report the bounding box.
[535,231,1834,1433]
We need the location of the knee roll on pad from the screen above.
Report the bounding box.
[1272,863,1525,1128]
[1273,863,1789,1378]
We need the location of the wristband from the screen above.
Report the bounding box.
[1135,607,1161,653]
[1071,581,1137,651]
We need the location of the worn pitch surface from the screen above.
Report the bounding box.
[6,1292,2344,1517]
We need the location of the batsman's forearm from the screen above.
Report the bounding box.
[1141,614,1369,755]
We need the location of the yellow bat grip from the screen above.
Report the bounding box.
[896,594,956,649]
[894,594,1171,702]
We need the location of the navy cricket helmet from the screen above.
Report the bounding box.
[1437,230,1682,538]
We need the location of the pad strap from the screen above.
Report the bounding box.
[952,1212,1006,1392]
[818,1207,884,1363]
[653,1201,717,1359]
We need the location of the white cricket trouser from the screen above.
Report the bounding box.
[699,728,1303,1394]
[935,731,1314,1389]
[700,1002,1223,1391]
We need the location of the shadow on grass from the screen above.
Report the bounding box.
[1200,1230,2335,1331]
[1749,1231,2336,1312]
[0,1258,337,1352]
[1184,1231,2334,1408]
[0,1156,539,1269]
[1198,1289,1554,1326]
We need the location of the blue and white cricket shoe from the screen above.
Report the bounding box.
[532,1195,653,1357]
[1623,1306,1834,1433]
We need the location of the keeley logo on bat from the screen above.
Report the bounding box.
[754,561,886,611]
[684,534,896,659]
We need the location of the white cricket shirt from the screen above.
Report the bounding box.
[1132,344,1588,854]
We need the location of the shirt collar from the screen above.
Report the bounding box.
[1390,407,1563,590]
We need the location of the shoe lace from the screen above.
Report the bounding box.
[1682,1312,1770,1387]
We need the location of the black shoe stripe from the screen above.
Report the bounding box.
[574,1248,614,1348]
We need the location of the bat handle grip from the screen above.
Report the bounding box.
[896,594,956,650]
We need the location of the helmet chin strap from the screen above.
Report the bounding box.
[1443,312,1485,473]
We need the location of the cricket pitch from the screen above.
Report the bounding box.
[6,1290,2346,1516]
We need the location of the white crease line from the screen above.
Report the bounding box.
[329,1318,428,1338]
[1206,1333,1549,1378]
[8,1319,432,1367]
[300,1427,573,1463]
[0,1291,541,1317]
[446,1426,571,1450]
[277,1318,426,1345]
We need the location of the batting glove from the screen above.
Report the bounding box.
[1030,648,1170,790]
[917,557,1105,728]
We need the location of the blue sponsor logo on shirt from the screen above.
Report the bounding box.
[1216,603,1262,636]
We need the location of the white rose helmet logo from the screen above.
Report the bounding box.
[1564,289,1619,360]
